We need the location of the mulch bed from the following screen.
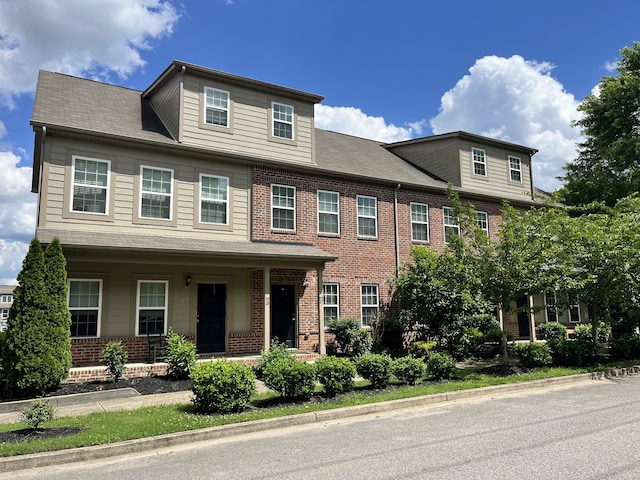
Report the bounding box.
[0,427,86,444]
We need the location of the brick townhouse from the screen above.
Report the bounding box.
[28,60,582,367]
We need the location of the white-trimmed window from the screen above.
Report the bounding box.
[357,195,378,238]
[68,280,102,337]
[475,211,489,234]
[200,174,229,225]
[0,294,13,303]
[545,292,558,322]
[72,156,109,214]
[472,148,486,176]
[204,87,229,127]
[271,184,296,231]
[361,284,379,326]
[137,280,168,335]
[140,166,173,220]
[318,190,340,235]
[272,102,294,139]
[569,299,581,323]
[443,206,460,243]
[509,156,522,182]
[323,283,339,321]
[411,202,429,242]
[0,309,8,320]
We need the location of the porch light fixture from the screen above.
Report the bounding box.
[185,275,191,287]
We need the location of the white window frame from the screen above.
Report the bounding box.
[357,195,378,238]
[509,156,522,183]
[475,211,489,235]
[317,190,340,235]
[410,202,429,242]
[0,295,13,303]
[71,156,110,215]
[272,102,294,140]
[204,87,230,127]
[67,279,102,338]
[545,291,558,322]
[136,280,168,336]
[569,300,581,323]
[0,309,8,319]
[199,174,229,225]
[472,148,487,176]
[271,184,296,231]
[443,206,460,243]
[361,284,379,327]
[140,166,173,220]
[323,283,339,321]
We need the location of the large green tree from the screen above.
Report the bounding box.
[560,42,640,206]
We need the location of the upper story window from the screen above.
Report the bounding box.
[545,291,558,322]
[204,87,230,127]
[68,279,102,337]
[357,195,378,238]
[137,280,167,336]
[0,294,13,303]
[0,309,8,319]
[200,174,229,225]
[272,102,294,140]
[361,284,379,327]
[509,156,522,182]
[472,148,487,176]
[411,202,429,242]
[318,190,340,235]
[271,184,296,231]
[323,283,339,321]
[443,206,460,243]
[475,211,489,234]
[140,166,173,220]
[72,156,109,214]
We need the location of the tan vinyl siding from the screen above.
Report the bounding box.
[387,138,461,185]
[147,74,180,140]
[180,75,315,165]
[41,136,250,241]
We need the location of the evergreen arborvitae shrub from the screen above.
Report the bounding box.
[3,239,61,395]
[314,356,356,396]
[165,329,197,379]
[190,359,256,413]
[355,353,393,388]
[392,355,426,385]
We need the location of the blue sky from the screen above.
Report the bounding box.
[0,0,639,284]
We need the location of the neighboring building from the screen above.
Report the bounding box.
[29,61,580,366]
[0,286,15,332]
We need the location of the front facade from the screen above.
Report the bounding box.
[30,61,577,366]
[0,286,15,332]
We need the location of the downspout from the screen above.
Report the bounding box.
[178,65,186,143]
[394,184,402,271]
[36,126,46,229]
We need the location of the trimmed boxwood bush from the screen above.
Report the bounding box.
[259,341,316,399]
[327,318,372,357]
[425,352,456,380]
[314,356,356,396]
[165,329,197,379]
[550,338,598,366]
[392,355,425,385]
[511,342,552,368]
[536,322,567,342]
[190,359,256,413]
[355,353,393,388]
[408,340,437,359]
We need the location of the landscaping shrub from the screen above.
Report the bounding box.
[511,342,552,368]
[610,334,640,359]
[259,341,316,399]
[165,329,197,379]
[536,322,567,343]
[392,355,425,385]
[21,399,55,430]
[101,341,128,382]
[314,356,356,396]
[483,327,514,344]
[408,340,437,359]
[327,318,372,356]
[350,328,373,357]
[574,323,611,343]
[190,359,256,413]
[372,316,405,356]
[550,338,598,366]
[425,352,456,380]
[355,353,393,388]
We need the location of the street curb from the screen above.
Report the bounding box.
[0,388,141,414]
[1,369,638,473]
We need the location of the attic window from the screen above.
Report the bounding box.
[472,148,486,176]
[272,102,294,139]
[204,87,229,127]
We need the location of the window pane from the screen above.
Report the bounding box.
[201,201,227,224]
[142,168,172,194]
[273,209,294,230]
[141,193,171,219]
[139,309,165,335]
[205,88,229,126]
[69,280,100,337]
[139,282,166,308]
[273,103,293,139]
[73,158,108,214]
[319,213,339,234]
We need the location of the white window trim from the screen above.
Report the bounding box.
[67,279,102,338]
[357,195,378,239]
[475,210,489,235]
[569,300,581,323]
[71,155,110,215]
[317,190,340,235]
[509,156,522,183]
[203,87,230,127]
[410,202,430,242]
[443,206,460,243]
[135,280,168,336]
[199,173,229,225]
[0,295,13,303]
[545,291,558,322]
[139,165,173,221]
[472,147,487,177]
[0,309,8,319]
[323,283,340,320]
[272,101,294,140]
[271,184,296,231]
[361,284,379,327]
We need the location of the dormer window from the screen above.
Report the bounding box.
[272,102,294,140]
[472,148,486,176]
[204,87,229,127]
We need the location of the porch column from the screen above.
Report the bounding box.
[263,267,271,351]
[528,294,537,342]
[317,268,325,355]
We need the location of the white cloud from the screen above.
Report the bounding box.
[0,240,27,286]
[315,104,423,143]
[430,55,582,192]
[0,0,180,106]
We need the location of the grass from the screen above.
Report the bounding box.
[0,362,607,457]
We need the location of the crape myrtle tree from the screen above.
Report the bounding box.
[560,42,640,206]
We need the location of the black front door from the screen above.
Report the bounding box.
[271,284,297,348]
[197,283,226,353]
[516,296,530,338]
